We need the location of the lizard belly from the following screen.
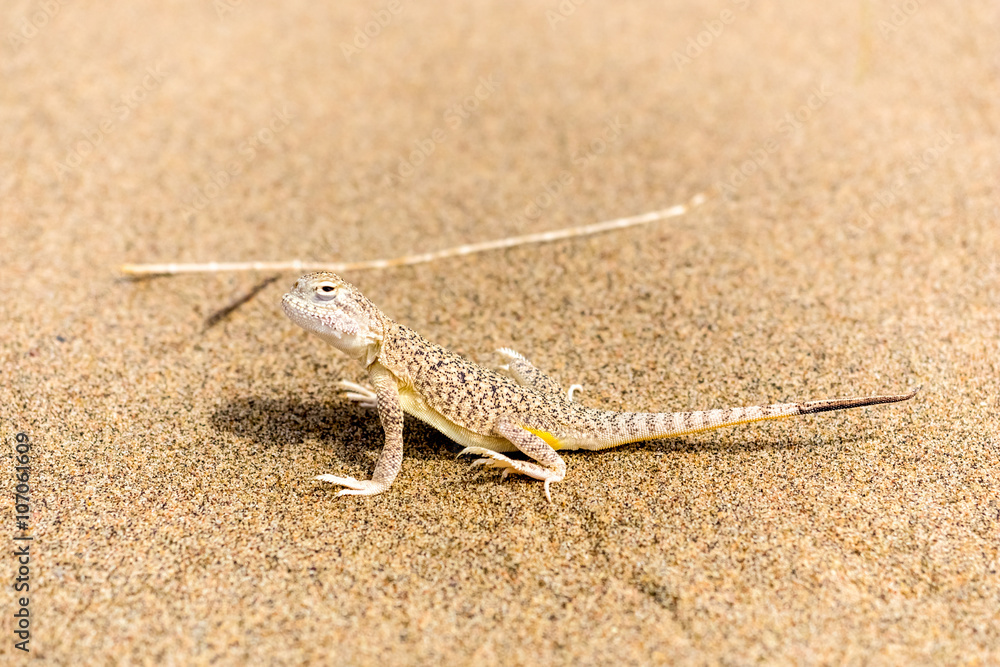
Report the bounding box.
[397,388,516,452]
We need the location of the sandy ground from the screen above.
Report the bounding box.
[2,0,998,663]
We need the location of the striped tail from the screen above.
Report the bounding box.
[591,386,920,449]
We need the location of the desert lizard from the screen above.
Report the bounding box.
[281,272,918,500]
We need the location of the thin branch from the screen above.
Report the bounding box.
[121,192,707,277]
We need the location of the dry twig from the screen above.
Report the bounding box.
[120,193,706,277]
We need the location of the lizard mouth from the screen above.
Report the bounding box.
[281,292,353,339]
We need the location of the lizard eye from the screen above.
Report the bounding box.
[315,282,338,300]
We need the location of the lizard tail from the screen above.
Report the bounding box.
[591,386,921,449]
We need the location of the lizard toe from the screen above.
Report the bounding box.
[336,483,387,497]
[337,380,378,409]
[457,446,504,460]
[316,473,363,487]
[316,474,387,496]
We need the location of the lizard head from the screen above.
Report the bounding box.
[281,272,386,365]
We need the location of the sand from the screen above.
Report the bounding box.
[2,0,998,663]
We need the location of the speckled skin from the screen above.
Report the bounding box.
[282,272,918,500]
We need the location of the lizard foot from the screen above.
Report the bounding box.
[338,380,378,410]
[458,447,563,502]
[315,474,388,497]
[491,348,522,379]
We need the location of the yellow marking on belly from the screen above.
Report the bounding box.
[524,426,564,450]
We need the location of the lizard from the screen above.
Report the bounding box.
[281,271,919,501]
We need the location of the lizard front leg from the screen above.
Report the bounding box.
[316,364,404,497]
[460,416,567,502]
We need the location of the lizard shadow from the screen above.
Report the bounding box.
[210,396,457,465]
[212,397,837,460]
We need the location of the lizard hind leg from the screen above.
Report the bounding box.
[494,348,582,401]
[493,348,564,396]
[458,416,567,502]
